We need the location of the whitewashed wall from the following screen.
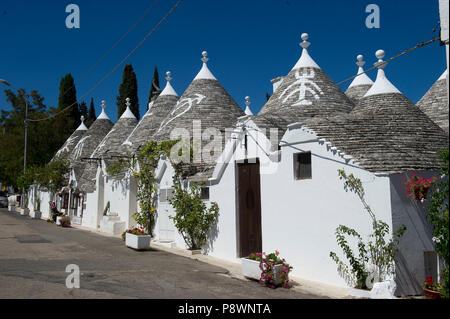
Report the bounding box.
[104,173,137,229]
[154,159,188,249]
[81,168,103,229]
[390,170,438,296]
[207,120,393,288]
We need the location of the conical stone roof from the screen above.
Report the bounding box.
[258,33,354,121]
[152,52,245,180]
[121,71,179,153]
[417,69,448,134]
[303,50,448,174]
[52,116,88,162]
[78,100,138,192]
[345,55,374,104]
[69,101,114,186]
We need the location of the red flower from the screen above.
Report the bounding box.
[426,276,433,285]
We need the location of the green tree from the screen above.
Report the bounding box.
[147,66,161,105]
[117,64,139,120]
[57,73,80,132]
[86,97,96,127]
[79,101,88,121]
[0,89,69,188]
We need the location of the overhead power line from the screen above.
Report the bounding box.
[28,0,183,122]
[336,37,440,86]
[337,21,441,86]
[59,0,161,102]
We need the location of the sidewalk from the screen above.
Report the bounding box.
[71,223,352,299]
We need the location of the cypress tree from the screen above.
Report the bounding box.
[57,73,80,131]
[117,64,139,120]
[86,97,96,127]
[79,101,88,120]
[147,66,161,105]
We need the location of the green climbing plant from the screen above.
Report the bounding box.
[330,169,406,289]
[106,140,177,236]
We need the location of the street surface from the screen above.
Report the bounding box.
[0,209,322,299]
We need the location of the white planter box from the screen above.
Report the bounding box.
[56,216,63,226]
[241,258,284,286]
[348,287,371,299]
[30,211,41,219]
[19,208,29,216]
[125,232,151,250]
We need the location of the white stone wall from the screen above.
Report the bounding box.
[389,171,438,296]
[206,121,393,287]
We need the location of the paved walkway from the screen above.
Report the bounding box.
[0,208,339,299]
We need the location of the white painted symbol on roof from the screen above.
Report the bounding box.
[72,135,90,159]
[279,69,323,106]
[157,94,206,133]
[55,135,78,157]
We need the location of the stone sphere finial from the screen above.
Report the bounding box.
[126,97,131,108]
[80,115,85,122]
[101,100,106,109]
[356,54,365,67]
[245,96,251,107]
[166,71,172,82]
[374,49,387,69]
[375,49,385,60]
[201,51,209,63]
[300,33,311,49]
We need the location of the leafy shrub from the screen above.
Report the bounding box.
[169,181,219,250]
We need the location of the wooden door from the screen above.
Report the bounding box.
[237,160,262,257]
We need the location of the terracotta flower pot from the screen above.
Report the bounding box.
[423,288,441,299]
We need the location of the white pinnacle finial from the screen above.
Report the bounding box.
[97,100,110,120]
[374,49,387,69]
[300,33,310,49]
[126,97,131,108]
[356,54,366,67]
[166,71,172,82]
[363,49,401,97]
[201,51,209,63]
[76,114,88,130]
[244,96,253,115]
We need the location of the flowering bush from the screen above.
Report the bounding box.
[121,226,147,241]
[423,276,441,292]
[404,174,438,201]
[247,250,292,289]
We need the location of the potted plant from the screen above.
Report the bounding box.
[122,226,151,250]
[19,206,29,216]
[59,215,71,228]
[423,276,441,299]
[30,198,41,219]
[55,212,64,225]
[404,174,438,201]
[242,251,292,288]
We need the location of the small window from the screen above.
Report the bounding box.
[201,187,210,200]
[160,188,174,202]
[294,152,312,180]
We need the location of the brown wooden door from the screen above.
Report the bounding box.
[237,160,262,257]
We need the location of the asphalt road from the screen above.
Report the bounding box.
[0,208,322,299]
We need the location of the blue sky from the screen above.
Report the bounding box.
[0,0,446,122]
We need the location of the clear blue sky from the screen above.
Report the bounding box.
[0,0,446,122]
